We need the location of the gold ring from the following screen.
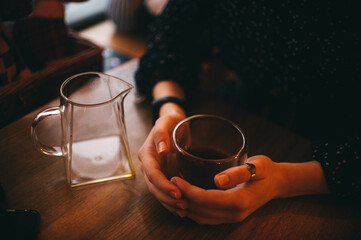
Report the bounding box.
[245,163,256,181]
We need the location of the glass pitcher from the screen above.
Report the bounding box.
[31,72,135,187]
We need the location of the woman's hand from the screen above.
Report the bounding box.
[138,111,187,215]
[170,155,329,225]
[169,155,280,224]
[138,80,188,214]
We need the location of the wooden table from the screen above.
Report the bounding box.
[1,59,360,240]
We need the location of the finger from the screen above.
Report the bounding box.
[144,173,188,210]
[160,202,187,218]
[171,177,245,211]
[139,151,182,200]
[214,165,251,189]
[214,155,269,189]
[153,116,182,154]
[144,168,188,218]
[171,177,262,224]
[177,183,261,224]
[182,182,254,221]
[172,180,261,224]
[152,123,170,154]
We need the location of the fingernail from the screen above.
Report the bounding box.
[176,202,187,210]
[157,141,167,154]
[217,174,230,186]
[171,177,177,184]
[171,177,180,188]
[170,191,180,199]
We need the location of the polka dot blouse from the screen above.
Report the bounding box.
[135,0,361,200]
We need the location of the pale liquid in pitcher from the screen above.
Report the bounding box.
[69,135,133,185]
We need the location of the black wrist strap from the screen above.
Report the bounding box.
[152,96,186,124]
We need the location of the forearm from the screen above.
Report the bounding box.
[153,80,186,118]
[276,161,330,199]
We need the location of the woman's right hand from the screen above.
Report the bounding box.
[138,110,188,216]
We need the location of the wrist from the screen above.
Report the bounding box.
[152,96,187,124]
[152,80,186,124]
[276,161,329,199]
[159,102,186,118]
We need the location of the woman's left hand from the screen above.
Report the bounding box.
[170,155,282,225]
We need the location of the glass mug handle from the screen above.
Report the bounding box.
[31,107,63,156]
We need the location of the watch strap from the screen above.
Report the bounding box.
[151,96,186,124]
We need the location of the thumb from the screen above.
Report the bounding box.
[152,125,171,155]
[214,155,270,189]
[152,115,184,155]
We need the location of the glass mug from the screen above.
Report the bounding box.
[31,72,135,187]
[173,114,247,189]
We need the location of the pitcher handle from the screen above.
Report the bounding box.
[31,107,63,156]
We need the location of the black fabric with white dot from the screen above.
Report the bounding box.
[135,0,361,200]
[313,136,361,201]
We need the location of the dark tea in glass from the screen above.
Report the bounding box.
[173,115,247,189]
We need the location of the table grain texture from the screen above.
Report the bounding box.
[1,59,360,240]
